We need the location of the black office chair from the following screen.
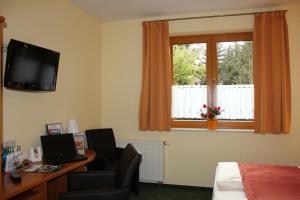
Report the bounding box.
[85,128,140,194]
[59,144,142,200]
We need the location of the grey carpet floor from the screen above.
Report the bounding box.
[131,183,213,200]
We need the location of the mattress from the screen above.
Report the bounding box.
[212,162,248,200]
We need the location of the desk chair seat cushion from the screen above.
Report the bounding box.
[67,171,116,191]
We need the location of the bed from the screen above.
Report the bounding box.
[213,162,300,200]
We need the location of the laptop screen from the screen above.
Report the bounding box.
[41,134,77,160]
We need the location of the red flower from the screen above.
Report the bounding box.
[200,105,222,119]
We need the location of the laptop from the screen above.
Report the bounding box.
[40,134,87,165]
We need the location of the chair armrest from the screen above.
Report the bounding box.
[60,188,129,200]
[68,171,116,191]
[115,147,124,159]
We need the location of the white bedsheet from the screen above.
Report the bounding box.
[216,162,243,190]
[212,162,248,200]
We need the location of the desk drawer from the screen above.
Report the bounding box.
[7,183,46,200]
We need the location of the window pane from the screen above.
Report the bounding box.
[171,43,207,119]
[216,41,254,120]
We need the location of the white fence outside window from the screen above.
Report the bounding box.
[172,85,254,120]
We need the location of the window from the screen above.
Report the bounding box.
[170,33,254,129]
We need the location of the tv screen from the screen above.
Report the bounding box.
[4,39,60,91]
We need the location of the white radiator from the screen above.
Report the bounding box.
[116,139,165,183]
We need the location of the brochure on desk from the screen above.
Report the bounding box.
[23,164,63,173]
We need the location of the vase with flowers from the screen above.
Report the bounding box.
[200,104,222,130]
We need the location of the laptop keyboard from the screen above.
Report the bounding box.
[47,154,88,165]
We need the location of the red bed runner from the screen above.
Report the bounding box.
[238,163,300,200]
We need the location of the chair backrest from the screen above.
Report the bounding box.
[116,144,141,189]
[85,128,117,160]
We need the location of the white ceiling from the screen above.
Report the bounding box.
[71,0,300,22]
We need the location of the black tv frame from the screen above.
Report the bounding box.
[4,39,60,92]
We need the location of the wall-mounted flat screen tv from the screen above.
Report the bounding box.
[4,39,60,92]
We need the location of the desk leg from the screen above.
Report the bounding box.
[47,174,67,200]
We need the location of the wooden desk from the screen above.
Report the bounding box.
[0,150,95,200]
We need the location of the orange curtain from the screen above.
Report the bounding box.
[253,11,291,134]
[139,21,172,131]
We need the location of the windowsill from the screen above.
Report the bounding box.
[171,128,254,133]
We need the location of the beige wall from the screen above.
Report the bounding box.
[0,0,102,152]
[101,5,300,187]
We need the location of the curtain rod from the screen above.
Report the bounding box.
[145,10,288,23]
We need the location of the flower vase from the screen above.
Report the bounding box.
[207,119,217,130]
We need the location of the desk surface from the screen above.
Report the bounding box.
[0,150,95,199]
